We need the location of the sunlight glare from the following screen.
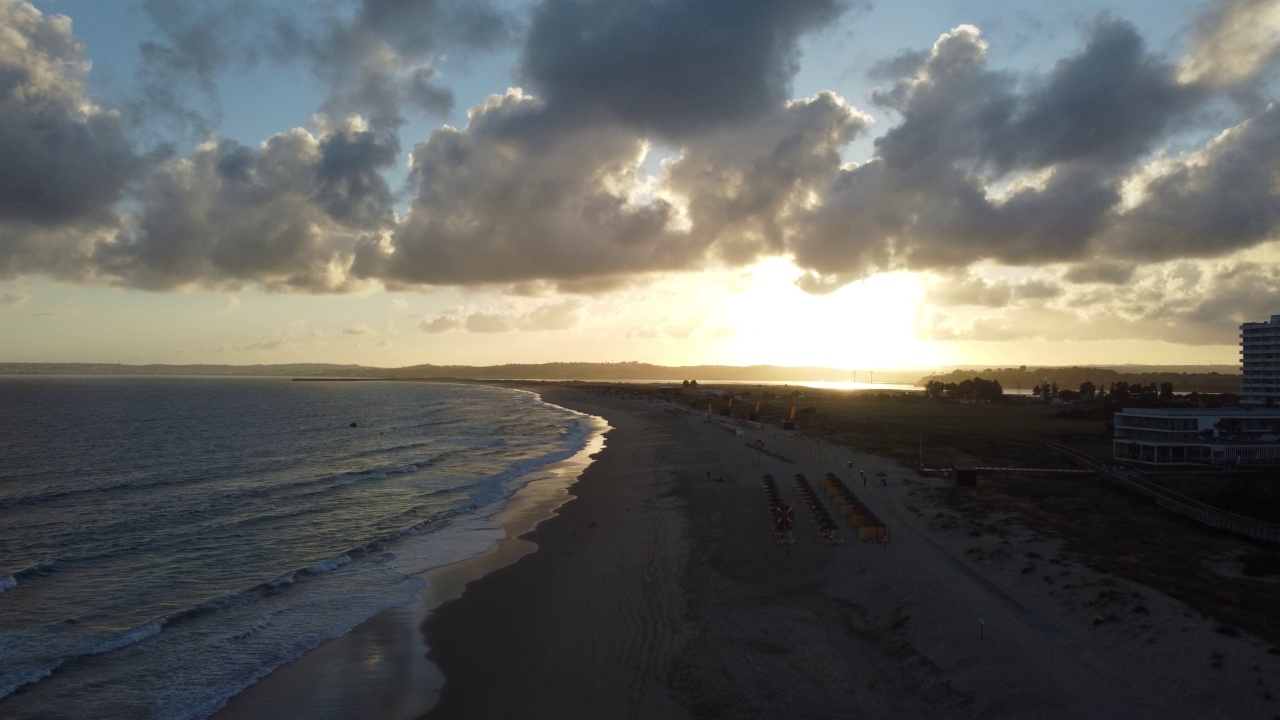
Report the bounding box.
[720,259,938,370]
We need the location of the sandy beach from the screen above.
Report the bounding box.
[220,384,1280,719]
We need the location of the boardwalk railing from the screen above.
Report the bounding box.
[1046,442,1280,543]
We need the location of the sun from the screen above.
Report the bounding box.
[719,259,940,370]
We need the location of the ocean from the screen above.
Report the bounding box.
[0,376,600,720]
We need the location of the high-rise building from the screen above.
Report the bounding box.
[1240,315,1280,405]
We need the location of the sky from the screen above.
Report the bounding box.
[2,0,1279,370]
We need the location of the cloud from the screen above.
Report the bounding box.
[94,117,394,292]
[4,0,1279,362]
[128,0,258,137]
[1179,0,1280,87]
[664,92,871,264]
[522,300,582,330]
[1,279,31,306]
[0,1,143,279]
[1064,263,1135,285]
[235,338,285,351]
[418,299,583,333]
[520,0,848,139]
[355,89,690,286]
[790,19,1226,287]
[927,273,1014,307]
[465,312,513,333]
[925,272,1064,308]
[343,324,373,335]
[355,86,868,289]
[928,257,1280,346]
[1100,101,1280,261]
[418,315,463,333]
[268,0,516,129]
[127,0,516,135]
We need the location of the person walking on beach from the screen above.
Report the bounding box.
[861,470,866,486]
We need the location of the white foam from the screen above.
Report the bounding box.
[3,560,429,720]
[305,555,351,574]
[0,660,61,701]
[87,619,166,655]
[268,572,295,587]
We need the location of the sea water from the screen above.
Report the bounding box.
[0,377,596,719]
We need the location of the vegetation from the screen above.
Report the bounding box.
[920,365,1239,395]
[651,384,1115,468]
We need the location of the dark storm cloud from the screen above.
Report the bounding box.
[520,0,848,138]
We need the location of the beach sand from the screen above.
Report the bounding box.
[218,385,1280,719]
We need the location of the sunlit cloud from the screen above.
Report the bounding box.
[2,0,1276,366]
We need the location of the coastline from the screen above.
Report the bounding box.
[211,387,609,720]
[216,384,1280,720]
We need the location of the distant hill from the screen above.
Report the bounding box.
[0,361,1238,390]
[0,362,370,377]
[0,361,878,382]
[392,361,883,382]
[919,365,1240,394]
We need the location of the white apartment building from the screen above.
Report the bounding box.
[1113,407,1280,465]
[1241,314,1280,406]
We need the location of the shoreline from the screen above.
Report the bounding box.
[210,387,609,720]
[216,385,1280,720]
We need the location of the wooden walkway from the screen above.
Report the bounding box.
[1046,442,1280,543]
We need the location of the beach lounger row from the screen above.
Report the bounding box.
[821,472,890,542]
[762,474,794,546]
[744,437,790,462]
[792,474,842,545]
